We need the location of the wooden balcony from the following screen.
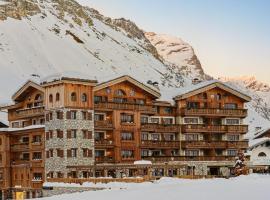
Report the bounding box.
[94,102,157,113]
[95,140,114,147]
[182,125,248,133]
[179,108,248,117]
[141,140,180,148]
[13,106,45,119]
[181,141,248,149]
[10,143,30,152]
[94,120,113,130]
[142,156,235,162]
[95,156,115,163]
[141,123,180,132]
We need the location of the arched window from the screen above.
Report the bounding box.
[49,94,53,103]
[81,93,87,102]
[258,152,267,157]
[217,93,222,100]
[115,89,126,97]
[56,93,60,101]
[71,92,77,102]
[35,94,42,101]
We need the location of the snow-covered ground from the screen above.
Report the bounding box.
[40,174,270,200]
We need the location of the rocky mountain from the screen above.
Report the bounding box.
[0,0,269,138]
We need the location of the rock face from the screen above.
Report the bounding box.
[145,32,207,81]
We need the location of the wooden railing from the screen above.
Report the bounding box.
[181,141,248,149]
[182,125,248,133]
[94,120,113,129]
[94,102,157,113]
[95,140,114,146]
[141,140,180,148]
[141,123,180,132]
[95,156,115,163]
[143,156,235,162]
[180,108,248,117]
[10,143,29,151]
[13,106,45,119]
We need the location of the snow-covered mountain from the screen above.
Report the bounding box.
[0,0,269,138]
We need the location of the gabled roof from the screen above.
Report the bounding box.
[12,80,45,102]
[249,137,270,150]
[94,75,161,99]
[254,128,270,139]
[174,80,251,102]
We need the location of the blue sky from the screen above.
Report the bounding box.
[78,0,270,84]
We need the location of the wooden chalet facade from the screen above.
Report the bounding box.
[0,75,251,198]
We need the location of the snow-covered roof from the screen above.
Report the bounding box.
[249,137,270,149]
[253,128,270,139]
[174,80,251,101]
[0,125,45,133]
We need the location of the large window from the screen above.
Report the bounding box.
[141,116,149,124]
[184,117,199,124]
[121,132,134,140]
[32,152,42,160]
[226,118,240,125]
[227,149,237,156]
[224,103,237,109]
[150,117,159,124]
[163,118,174,125]
[187,102,199,109]
[227,134,240,141]
[121,150,134,158]
[121,114,134,123]
[164,134,175,141]
[70,111,77,120]
[95,114,105,121]
[71,92,77,102]
[141,133,149,140]
[115,89,126,96]
[185,134,199,141]
[113,97,127,103]
[186,150,199,156]
[151,134,160,141]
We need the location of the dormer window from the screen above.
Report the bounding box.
[71,92,77,102]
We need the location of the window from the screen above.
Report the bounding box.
[150,117,159,124]
[94,96,102,103]
[81,93,87,102]
[186,150,199,156]
[185,134,199,141]
[202,93,207,100]
[106,87,111,94]
[141,116,149,124]
[95,150,105,157]
[258,152,267,157]
[82,111,87,120]
[83,130,92,139]
[12,122,20,128]
[164,107,173,114]
[83,148,92,157]
[95,114,105,121]
[216,93,222,100]
[227,149,237,156]
[49,94,53,103]
[164,134,175,141]
[120,114,134,123]
[21,153,30,161]
[141,150,149,157]
[32,152,42,160]
[135,99,145,105]
[71,92,77,101]
[35,94,43,101]
[56,93,60,101]
[187,102,199,109]
[32,135,41,143]
[57,172,64,178]
[71,148,77,157]
[47,172,54,179]
[121,150,134,158]
[113,97,127,103]
[141,133,148,140]
[70,111,77,119]
[130,89,135,96]
[227,135,240,141]
[151,134,160,141]
[226,119,240,125]
[224,103,238,109]
[33,173,42,181]
[22,136,29,143]
[56,130,63,139]
[121,132,134,140]
[163,118,174,125]
[69,130,77,138]
[57,149,64,157]
[56,111,63,119]
[184,117,199,124]
[49,112,53,120]
[115,89,126,96]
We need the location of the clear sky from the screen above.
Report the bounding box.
[78,0,270,84]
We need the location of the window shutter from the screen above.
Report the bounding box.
[46,114,49,121]
[46,151,49,158]
[87,112,92,120]
[66,111,71,119]
[67,130,71,139]
[88,149,93,157]
[60,111,63,120]
[67,149,71,157]
[46,132,49,140]
[88,131,92,139]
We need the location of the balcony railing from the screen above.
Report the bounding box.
[94,102,157,113]
[141,123,180,132]
[10,143,30,152]
[95,156,115,163]
[14,106,45,119]
[94,120,113,129]
[182,125,248,133]
[141,140,180,148]
[181,141,248,149]
[179,108,248,117]
[95,140,114,147]
[142,156,235,162]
